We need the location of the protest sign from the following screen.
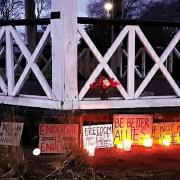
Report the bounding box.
[39,124,79,153]
[113,114,153,144]
[0,122,24,146]
[83,124,113,148]
[152,122,180,144]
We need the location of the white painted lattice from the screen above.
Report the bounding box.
[0,25,53,99]
[78,24,180,101]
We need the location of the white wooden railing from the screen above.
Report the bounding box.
[77,23,180,109]
[0,0,179,110]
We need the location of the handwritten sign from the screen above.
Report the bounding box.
[39,124,79,153]
[113,114,153,144]
[0,122,24,146]
[152,122,180,144]
[83,124,113,148]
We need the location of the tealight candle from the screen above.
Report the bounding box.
[123,139,132,151]
[86,145,96,156]
[162,135,171,147]
[143,134,153,148]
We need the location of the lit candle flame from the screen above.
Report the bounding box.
[143,134,153,148]
[162,135,171,147]
[86,145,96,156]
[123,139,132,151]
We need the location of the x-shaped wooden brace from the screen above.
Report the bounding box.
[135,27,180,98]
[0,27,7,94]
[78,24,131,100]
[9,25,53,99]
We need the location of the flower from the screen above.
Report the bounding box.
[90,76,120,93]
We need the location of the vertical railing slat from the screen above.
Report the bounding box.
[6,26,14,95]
[127,26,136,99]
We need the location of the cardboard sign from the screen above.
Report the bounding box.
[83,124,113,148]
[0,122,24,146]
[113,114,153,144]
[152,122,180,144]
[39,124,79,153]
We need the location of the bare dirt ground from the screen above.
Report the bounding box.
[92,145,180,180]
[0,145,180,179]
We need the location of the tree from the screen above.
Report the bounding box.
[25,0,36,53]
[35,0,51,18]
[80,0,145,74]
[0,0,23,20]
[24,0,51,52]
[140,0,180,21]
[87,0,144,19]
[138,0,180,44]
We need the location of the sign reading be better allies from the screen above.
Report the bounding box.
[0,122,24,146]
[113,114,153,143]
[39,124,79,153]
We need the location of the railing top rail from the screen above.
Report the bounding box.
[0,18,50,26]
[0,17,179,27]
[78,17,180,28]
[0,12,61,26]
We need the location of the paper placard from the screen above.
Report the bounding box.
[0,122,24,146]
[113,114,153,144]
[39,124,79,153]
[152,122,180,144]
[83,124,113,148]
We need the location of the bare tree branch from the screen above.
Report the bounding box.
[0,0,24,20]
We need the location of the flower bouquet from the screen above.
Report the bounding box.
[90,76,120,100]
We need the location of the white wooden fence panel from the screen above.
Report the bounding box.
[78,25,129,100]
[135,27,180,98]
[10,25,53,99]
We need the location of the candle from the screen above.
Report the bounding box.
[143,134,153,148]
[123,139,132,151]
[86,145,96,156]
[162,135,171,147]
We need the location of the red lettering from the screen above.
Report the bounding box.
[131,129,139,141]
[144,118,149,127]
[127,118,132,128]
[114,117,124,128]
[46,143,55,152]
[40,143,46,153]
[40,125,46,135]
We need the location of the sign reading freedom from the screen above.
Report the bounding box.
[153,122,180,144]
[0,122,24,146]
[113,114,153,144]
[39,124,79,153]
[83,124,113,148]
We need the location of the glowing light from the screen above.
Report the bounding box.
[86,145,96,156]
[104,2,113,11]
[33,148,41,156]
[114,138,120,145]
[123,139,132,151]
[143,134,153,148]
[117,143,124,149]
[162,135,171,147]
